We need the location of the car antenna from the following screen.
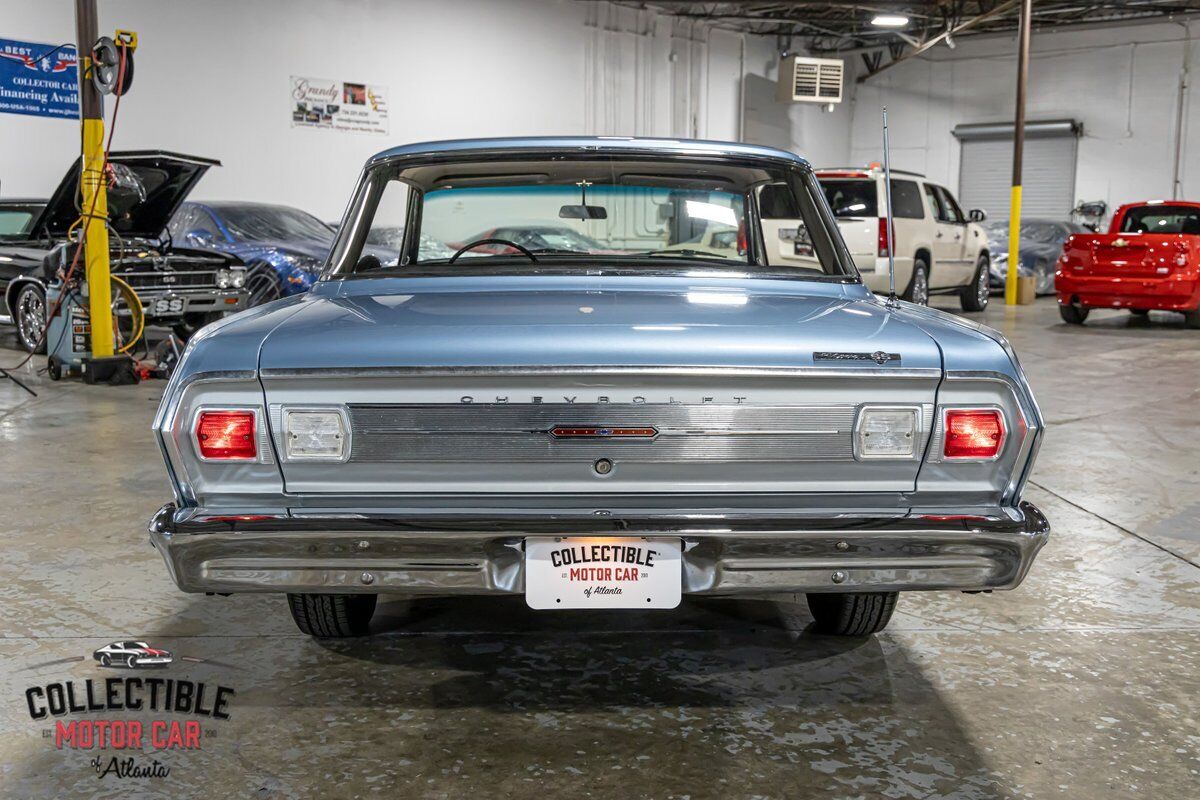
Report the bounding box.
[882,106,899,308]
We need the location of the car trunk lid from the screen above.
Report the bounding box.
[1063,233,1191,278]
[257,276,943,498]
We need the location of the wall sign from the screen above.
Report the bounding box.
[0,37,78,119]
[290,75,388,135]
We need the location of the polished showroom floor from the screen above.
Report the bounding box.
[1,297,1197,799]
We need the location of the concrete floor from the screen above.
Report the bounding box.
[0,297,1197,799]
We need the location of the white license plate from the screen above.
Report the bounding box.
[525,537,682,610]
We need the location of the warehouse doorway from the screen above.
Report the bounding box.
[954,120,1082,220]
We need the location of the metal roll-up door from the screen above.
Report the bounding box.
[955,120,1081,220]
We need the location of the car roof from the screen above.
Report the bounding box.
[368,136,810,169]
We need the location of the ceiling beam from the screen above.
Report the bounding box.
[856,0,1020,82]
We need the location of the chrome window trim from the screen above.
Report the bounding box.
[279,405,353,463]
[852,404,923,461]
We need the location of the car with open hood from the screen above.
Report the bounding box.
[148,137,1048,641]
[0,151,249,351]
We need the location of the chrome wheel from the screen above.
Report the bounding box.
[1035,262,1053,295]
[976,261,989,307]
[245,262,284,307]
[910,266,929,305]
[15,285,47,353]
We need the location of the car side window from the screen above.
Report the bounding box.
[192,208,223,238]
[889,179,925,220]
[167,206,195,240]
[922,183,944,221]
[934,186,965,224]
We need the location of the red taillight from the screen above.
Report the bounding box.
[196,411,257,460]
[943,409,1005,459]
[878,216,890,257]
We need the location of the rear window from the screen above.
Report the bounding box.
[890,180,925,220]
[1120,205,1200,234]
[821,180,876,218]
[820,178,924,220]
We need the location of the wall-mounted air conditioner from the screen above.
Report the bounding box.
[776,55,844,104]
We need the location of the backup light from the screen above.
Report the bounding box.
[944,409,1005,459]
[284,409,348,460]
[196,411,257,460]
[856,407,918,458]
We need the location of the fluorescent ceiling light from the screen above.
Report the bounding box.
[871,15,909,27]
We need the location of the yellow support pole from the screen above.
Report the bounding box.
[76,0,114,357]
[1005,185,1022,306]
[80,114,114,357]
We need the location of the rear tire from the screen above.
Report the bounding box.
[1059,303,1089,325]
[902,258,929,306]
[960,253,990,312]
[287,593,377,638]
[807,591,898,636]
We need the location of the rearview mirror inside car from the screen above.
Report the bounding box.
[559,205,608,220]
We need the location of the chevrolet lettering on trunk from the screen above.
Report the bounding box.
[148,137,1049,640]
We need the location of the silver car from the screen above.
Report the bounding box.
[148,137,1048,640]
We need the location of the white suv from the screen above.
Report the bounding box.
[816,166,991,310]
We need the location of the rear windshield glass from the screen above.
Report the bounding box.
[821,180,876,218]
[1120,205,1200,234]
[335,154,856,280]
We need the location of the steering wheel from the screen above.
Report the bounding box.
[448,238,538,264]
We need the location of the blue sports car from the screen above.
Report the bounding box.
[168,201,334,304]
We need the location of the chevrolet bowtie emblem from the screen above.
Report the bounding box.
[550,426,658,439]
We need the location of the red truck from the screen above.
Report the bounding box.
[1056,201,1200,328]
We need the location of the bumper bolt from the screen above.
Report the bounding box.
[831,570,847,584]
[357,540,370,550]
[835,541,849,551]
[360,572,375,585]
[594,458,613,475]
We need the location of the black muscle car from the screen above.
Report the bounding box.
[0,151,249,352]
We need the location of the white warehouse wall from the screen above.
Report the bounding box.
[0,0,841,220]
[845,19,1199,217]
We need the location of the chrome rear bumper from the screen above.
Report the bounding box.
[148,502,1049,596]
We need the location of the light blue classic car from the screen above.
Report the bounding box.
[149,137,1048,639]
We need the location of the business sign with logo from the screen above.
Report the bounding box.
[19,639,237,782]
[0,38,78,119]
[290,75,388,135]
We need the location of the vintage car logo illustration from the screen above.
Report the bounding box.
[92,640,174,669]
[549,425,658,439]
